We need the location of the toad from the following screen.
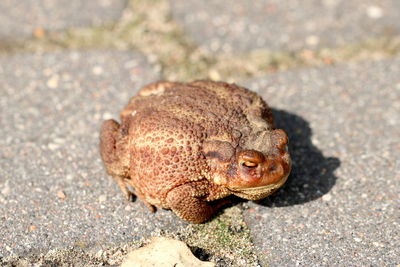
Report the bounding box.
[100,81,291,223]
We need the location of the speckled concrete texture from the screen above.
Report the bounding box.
[242,59,400,266]
[0,50,191,258]
[0,0,128,40]
[169,0,400,53]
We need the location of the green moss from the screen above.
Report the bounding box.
[178,206,260,266]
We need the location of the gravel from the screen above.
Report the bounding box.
[1,49,399,266]
[242,58,400,266]
[0,50,190,258]
[169,0,400,53]
[0,0,128,41]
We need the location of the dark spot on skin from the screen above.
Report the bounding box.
[121,126,129,136]
[227,162,237,177]
[207,128,218,136]
[269,163,277,172]
[205,151,224,161]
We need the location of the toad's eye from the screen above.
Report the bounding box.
[238,150,265,168]
[242,161,258,168]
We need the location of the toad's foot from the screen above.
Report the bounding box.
[113,175,134,201]
[166,183,227,224]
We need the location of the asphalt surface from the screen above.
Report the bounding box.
[1,51,398,266]
[0,1,399,266]
[0,50,191,258]
[0,0,128,41]
[243,58,400,266]
[169,0,400,53]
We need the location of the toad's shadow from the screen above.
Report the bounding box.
[256,109,340,207]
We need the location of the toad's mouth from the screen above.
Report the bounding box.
[227,172,289,194]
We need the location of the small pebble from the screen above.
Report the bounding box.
[367,6,383,19]
[92,66,104,75]
[48,143,60,150]
[102,112,113,120]
[305,35,320,46]
[98,195,107,202]
[322,194,332,201]
[46,75,59,89]
[57,190,66,200]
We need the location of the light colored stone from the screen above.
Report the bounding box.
[121,237,215,267]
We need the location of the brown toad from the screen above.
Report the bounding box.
[100,81,291,223]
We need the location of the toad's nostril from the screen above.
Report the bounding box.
[272,129,288,150]
[268,163,278,172]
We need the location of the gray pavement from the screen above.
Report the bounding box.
[169,0,400,53]
[243,59,400,266]
[0,50,191,258]
[2,51,398,266]
[0,1,400,266]
[0,0,128,41]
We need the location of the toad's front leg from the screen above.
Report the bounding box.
[100,119,133,200]
[165,183,228,224]
[113,175,134,201]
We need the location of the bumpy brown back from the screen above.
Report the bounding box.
[119,81,274,204]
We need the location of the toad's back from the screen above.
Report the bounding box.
[117,81,273,206]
